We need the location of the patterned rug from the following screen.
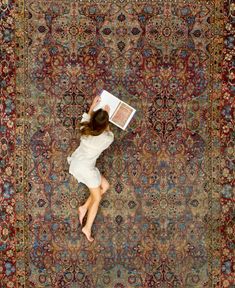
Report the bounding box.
[1,0,234,287]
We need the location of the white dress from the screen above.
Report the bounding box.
[67,112,114,188]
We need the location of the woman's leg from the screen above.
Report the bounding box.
[100,175,110,195]
[78,175,110,224]
[82,186,102,242]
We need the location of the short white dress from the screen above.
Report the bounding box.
[67,112,114,188]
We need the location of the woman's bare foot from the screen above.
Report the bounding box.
[78,206,87,226]
[82,227,94,242]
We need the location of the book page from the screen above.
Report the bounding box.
[94,90,120,117]
[110,102,136,129]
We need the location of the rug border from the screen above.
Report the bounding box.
[12,0,229,287]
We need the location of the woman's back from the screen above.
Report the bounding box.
[68,128,114,164]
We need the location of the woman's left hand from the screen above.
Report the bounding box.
[88,96,101,115]
[92,96,101,108]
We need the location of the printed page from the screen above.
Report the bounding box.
[110,102,136,130]
[94,90,120,117]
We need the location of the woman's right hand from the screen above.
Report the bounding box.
[104,105,110,113]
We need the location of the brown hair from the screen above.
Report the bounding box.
[80,109,109,136]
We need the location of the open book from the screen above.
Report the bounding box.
[94,90,136,130]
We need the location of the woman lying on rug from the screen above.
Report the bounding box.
[67,96,114,242]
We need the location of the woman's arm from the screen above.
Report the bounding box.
[88,96,101,116]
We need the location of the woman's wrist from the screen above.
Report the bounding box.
[88,106,95,115]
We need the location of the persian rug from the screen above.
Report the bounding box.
[0,0,234,287]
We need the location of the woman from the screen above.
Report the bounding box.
[67,96,114,242]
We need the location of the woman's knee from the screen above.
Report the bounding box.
[100,176,110,193]
[101,183,109,194]
[105,181,110,190]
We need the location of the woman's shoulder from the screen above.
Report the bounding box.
[96,130,114,140]
[81,130,113,140]
[104,130,114,136]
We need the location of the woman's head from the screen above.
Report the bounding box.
[80,109,109,136]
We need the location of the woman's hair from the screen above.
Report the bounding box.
[80,109,109,136]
